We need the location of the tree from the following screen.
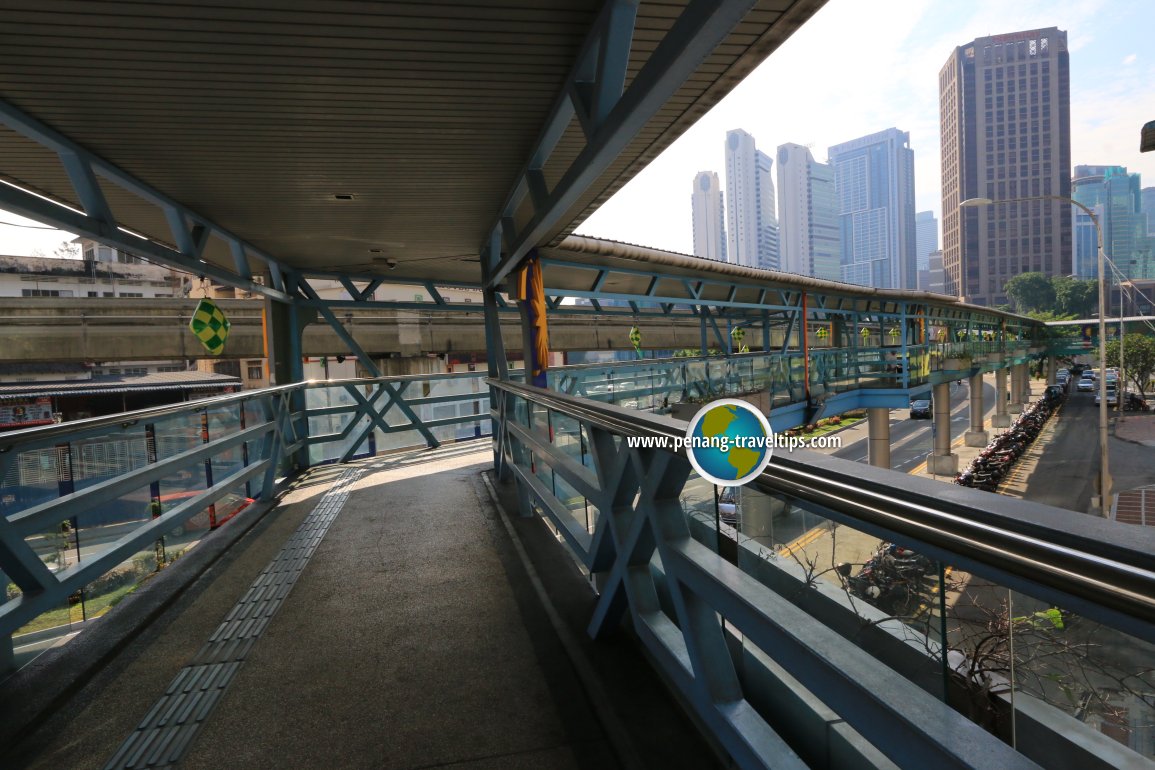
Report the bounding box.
[1053,277,1098,318]
[1106,333,1155,397]
[1004,272,1055,314]
[53,240,80,260]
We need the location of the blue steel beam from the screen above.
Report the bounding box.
[487,0,759,288]
[0,98,292,302]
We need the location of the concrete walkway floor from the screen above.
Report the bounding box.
[4,443,717,770]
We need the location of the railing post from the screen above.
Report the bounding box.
[237,408,252,499]
[200,412,218,528]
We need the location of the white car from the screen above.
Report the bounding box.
[1077,376,1096,392]
[1095,389,1119,406]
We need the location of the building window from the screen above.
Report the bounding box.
[247,364,263,380]
[21,289,73,297]
[118,292,144,298]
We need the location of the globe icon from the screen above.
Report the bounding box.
[686,399,773,486]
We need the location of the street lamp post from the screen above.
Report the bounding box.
[960,195,1111,515]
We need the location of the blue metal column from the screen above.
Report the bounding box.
[262,271,314,471]
[482,233,511,477]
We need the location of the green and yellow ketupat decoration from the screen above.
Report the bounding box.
[188,298,231,355]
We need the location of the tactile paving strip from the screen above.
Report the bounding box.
[104,468,363,769]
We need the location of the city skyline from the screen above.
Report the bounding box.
[577,0,1155,258]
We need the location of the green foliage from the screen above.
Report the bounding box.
[1004,272,1056,313]
[1106,333,1155,396]
[1053,276,1098,318]
[673,348,721,358]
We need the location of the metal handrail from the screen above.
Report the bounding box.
[0,372,489,451]
[488,378,1155,642]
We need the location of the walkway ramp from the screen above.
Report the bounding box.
[7,444,713,770]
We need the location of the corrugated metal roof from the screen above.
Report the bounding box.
[0,1,825,286]
[0,371,240,400]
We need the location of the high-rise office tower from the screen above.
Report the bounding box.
[915,211,939,274]
[725,129,779,270]
[939,27,1072,305]
[754,150,779,271]
[1142,187,1155,237]
[917,211,940,292]
[828,128,917,289]
[1073,165,1155,280]
[1072,165,1119,280]
[691,171,727,261]
[777,143,841,281]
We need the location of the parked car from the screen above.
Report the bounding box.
[909,399,932,419]
[1077,376,1096,392]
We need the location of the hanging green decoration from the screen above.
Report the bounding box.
[188,298,231,355]
[629,325,643,358]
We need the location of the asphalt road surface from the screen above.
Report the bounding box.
[1021,389,1101,513]
[832,380,997,473]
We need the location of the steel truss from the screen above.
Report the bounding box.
[0,99,290,301]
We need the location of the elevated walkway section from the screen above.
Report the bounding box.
[0,298,707,362]
[2,443,716,770]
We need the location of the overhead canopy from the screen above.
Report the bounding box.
[0,0,826,286]
[541,235,1040,325]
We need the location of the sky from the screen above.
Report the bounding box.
[577,0,1155,254]
[1,0,1153,259]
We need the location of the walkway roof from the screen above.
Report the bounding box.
[0,0,825,286]
[542,235,1039,324]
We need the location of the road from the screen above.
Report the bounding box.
[832,380,997,473]
[1020,389,1100,512]
[760,379,997,548]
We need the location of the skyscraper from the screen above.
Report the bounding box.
[915,211,939,274]
[1142,187,1155,237]
[777,143,841,281]
[1072,165,1120,280]
[1072,165,1155,280]
[691,171,726,261]
[725,129,779,270]
[754,150,779,271]
[828,128,917,289]
[939,27,1072,306]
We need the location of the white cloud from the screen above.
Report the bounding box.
[1123,53,1138,65]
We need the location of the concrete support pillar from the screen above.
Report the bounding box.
[994,367,1011,428]
[740,490,787,539]
[929,381,958,475]
[965,370,989,446]
[1009,364,1024,414]
[1020,362,1033,404]
[867,407,891,469]
[1046,357,1058,383]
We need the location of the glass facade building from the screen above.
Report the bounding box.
[828,128,917,289]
